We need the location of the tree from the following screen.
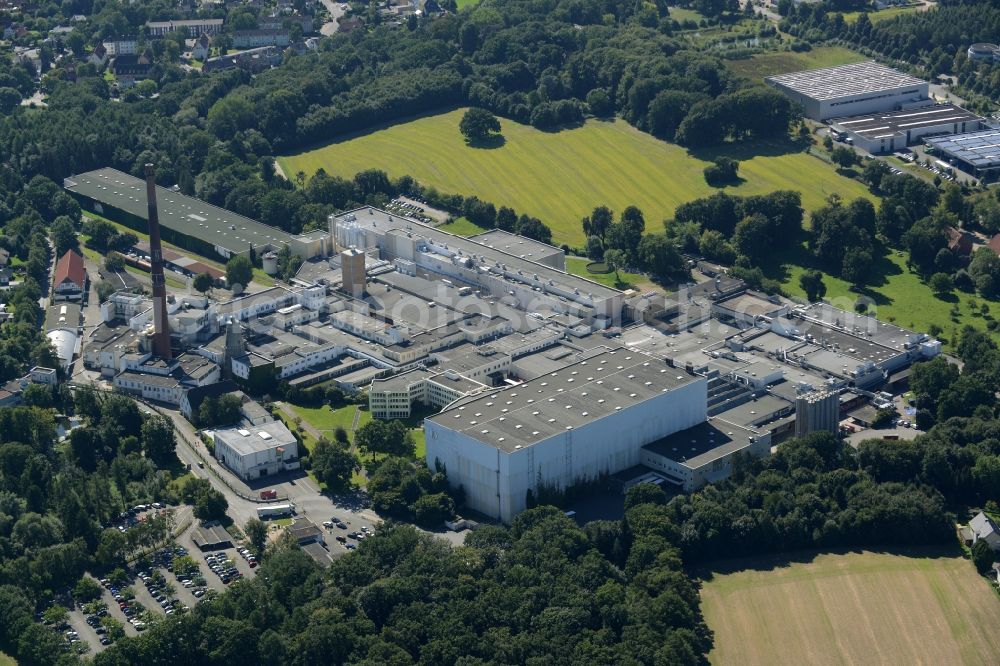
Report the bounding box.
[732,213,775,265]
[72,576,102,602]
[636,234,683,279]
[971,539,995,574]
[311,438,357,492]
[603,249,628,280]
[413,493,455,527]
[929,272,953,296]
[582,206,613,240]
[0,87,20,115]
[226,255,253,292]
[830,146,857,169]
[50,216,78,256]
[355,420,414,459]
[703,157,739,186]
[799,270,827,302]
[841,248,872,287]
[141,415,175,464]
[244,518,267,556]
[183,477,229,522]
[459,108,501,144]
[193,272,214,294]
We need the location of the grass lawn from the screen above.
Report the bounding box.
[455,0,479,7]
[778,249,1000,347]
[701,549,1000,666]
[843,3,923,23]
[0,651,15,666]
[668,6,707,23]
[438,216,487,236]
[566,256,648,291]
[726,45,868,81]
[278,109,874,247]
[288,403,363,436]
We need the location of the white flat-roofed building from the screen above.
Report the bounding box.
[213,420,300,481]
[369,368,487,419]
[640,417,770,492]
[424,348,707,522]
[830,103,983,154]
[766,61,928,120]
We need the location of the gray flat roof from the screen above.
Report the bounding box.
[766,61,925,102]
[642,418,761,469]
[715,393,793,428]
[45,303,81,331]
[925,129,1000,168]
[830,104,982,140]
[427,348,700,452]
[215,421,296,456]
[468,229,564,262]
[371,368,430,392]
[335,208,620,300]
[64,168,302,254]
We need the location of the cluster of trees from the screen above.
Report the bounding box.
[703,156,739,187]
[0,388,188,634]
[368,457,456,527]
[196,394,242,428]
[665,190,803,269]
[809,196,877,286]
[89,507,709,665]
[582,205,685,280]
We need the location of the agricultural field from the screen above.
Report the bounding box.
[701,549,1000,666]
[278,109,874,247]
[437,216,487,236]
[726,45,867,81]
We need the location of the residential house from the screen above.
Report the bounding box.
[88,42,109,67]
[145,19,224,37]
[192,33,211,60]
[52,250,86,301]
[111,51,153,88]
[988,233,1000,256]
[946,226,975,260]
[338,17,365,32]
[232,29,290,49]
[102,35,138,56]
[0,247,10,267]
[259,14,316,35]
[969,511,1000,552]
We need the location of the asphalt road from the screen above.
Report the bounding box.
[319,0,346,35]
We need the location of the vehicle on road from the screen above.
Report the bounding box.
[256,503,295,519]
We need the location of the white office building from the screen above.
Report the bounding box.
[213,421,300,481]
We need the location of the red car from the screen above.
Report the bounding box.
[249,561,258,568]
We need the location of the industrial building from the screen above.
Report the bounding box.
[925,129,1000,179]
[331,208,623,326]
[45,303,81,371]
[213,420,300,481]
[794,389,840,438]
[640,418,770,492]
[468,229,566,270]
[968,43,1000,63]
[424,348,708,522]
[829,104,983,153]
[765,61,928,120]
[63,168,331,260]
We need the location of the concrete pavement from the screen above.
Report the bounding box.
[319,0,346,35]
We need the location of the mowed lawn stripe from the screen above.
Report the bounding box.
[701,550,1000,666]
[279,109,874,247]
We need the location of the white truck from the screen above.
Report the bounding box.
[256,503,295,519]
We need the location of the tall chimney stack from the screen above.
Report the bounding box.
[145,164,172,360]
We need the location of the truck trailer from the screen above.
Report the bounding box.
[256,503,295,519]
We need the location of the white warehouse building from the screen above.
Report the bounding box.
[765,61,928,121]
[424,348,708,523]
[213,421,300,481]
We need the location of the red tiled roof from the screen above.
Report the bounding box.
[54,250,86,288]
[989,234,1000,255]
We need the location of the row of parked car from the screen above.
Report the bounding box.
[205,553,244,584]
[236,547,259,568]
[100,577,148,631]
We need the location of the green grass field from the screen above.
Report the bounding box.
[701,549,1000,666]
[843,3,923,23]
[565,256,648,291]
[278,109,874,247]
[438,216,487,236]
[0,651,15,666]
[726,45,868,81]
[778,249,1000,347]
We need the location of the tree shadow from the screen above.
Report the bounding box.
[706,175,746,189]
[693,543,966,583]
[464,134,506,149]
[685,135,811,162]
[932,291,959,303]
